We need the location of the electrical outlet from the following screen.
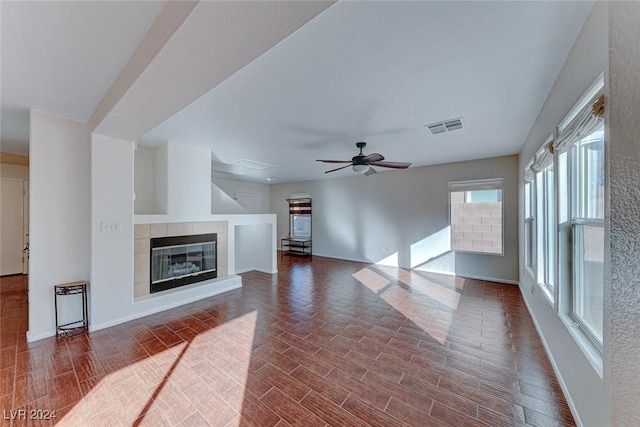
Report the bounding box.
[101,221,121,233]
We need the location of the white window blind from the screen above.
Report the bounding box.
[524,158,535,182]
[531,137,554,173]
[554,93,604,154]
[448,178,503,192]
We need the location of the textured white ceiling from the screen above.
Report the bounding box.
[95,1,334,141]
[1,1,594,184]
[0,0,165,152]
[142,1,594,183]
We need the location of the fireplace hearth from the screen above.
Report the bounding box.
[150,233,217,293]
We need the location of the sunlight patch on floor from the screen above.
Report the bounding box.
[352,267,390,292]
[61,311,259,425]
[353,266,462,345]
[394,268,461,308]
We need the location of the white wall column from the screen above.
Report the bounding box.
[606,2,640,425]
[28,111,90,340]
[91,134,135,329]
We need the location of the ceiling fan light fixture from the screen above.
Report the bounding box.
[352,164,368,174]
[317,142,411,175]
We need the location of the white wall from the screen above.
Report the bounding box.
[135,141,211,216]
[211,183,247,214]
[91,134,136,330]
[91,135,244,332]
[28,111,90,340]
[134,145,155,214]
[214,178,271,213]
[270,155,519,283]
[154,143,168,214]
[607,3,640,425]
[517,3,608,426]
[134,144,170,214]
[167,141,211,218]
[234,223,273,274]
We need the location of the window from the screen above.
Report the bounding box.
[291,214,311,238]
[288,197,312,239]
[529,138,555,300]
[524,181,535,269]
[449,178,503,254]
[524,75,604,353]
[544,166,555,290]
[571,125,604,347]
[522,76,605,357]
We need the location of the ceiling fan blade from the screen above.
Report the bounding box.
[362,153,384,163]
[316,159,353,164]
[364,167,377,176]
[324,163,353,174]
[369,161,412,169]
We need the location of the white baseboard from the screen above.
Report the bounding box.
[312,252,371,264]
[313,253,518,285]
[520,293,583,427]
[26,330,56,342]
[414,267,519,286]
[26,276,242,342]
[455,273,519,286]
[235,267,277,275]
[90,278,242,333]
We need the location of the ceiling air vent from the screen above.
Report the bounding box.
[425,117,464,135]
[444,118,463,131]
[426,123,446,134]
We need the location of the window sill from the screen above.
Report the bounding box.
[524,266,555,307]
[559,313,603,378]
[539,283,554,306]
[524,266,536,282]
[453,249,504,257]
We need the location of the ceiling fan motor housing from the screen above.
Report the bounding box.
[353,142,367,164]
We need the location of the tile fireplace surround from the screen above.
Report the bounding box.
[134,221,229,298]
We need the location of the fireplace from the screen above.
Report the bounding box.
[150,233,217,293]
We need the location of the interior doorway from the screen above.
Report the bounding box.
[1,178,29,276]
[22,181,29,274]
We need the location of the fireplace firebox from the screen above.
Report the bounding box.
[150,233,217,293]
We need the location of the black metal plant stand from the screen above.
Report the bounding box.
[54,281,88,337]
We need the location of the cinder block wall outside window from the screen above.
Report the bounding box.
[451,191,502,254]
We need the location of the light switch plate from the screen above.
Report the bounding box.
[101,221,121,233]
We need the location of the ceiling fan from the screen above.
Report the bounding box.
[316,142,412,176]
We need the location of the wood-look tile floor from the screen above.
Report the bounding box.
[0,256,575,426]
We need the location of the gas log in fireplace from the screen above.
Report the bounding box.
[150,233,217,293]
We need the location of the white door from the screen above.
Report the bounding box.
[22,181,29,274]
[0,179,25,275]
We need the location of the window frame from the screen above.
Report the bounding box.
[528,136,556,303]
[543,165,556,294]
[567,125,605,350]
[524,181,536,272]
[448,178,504,256]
